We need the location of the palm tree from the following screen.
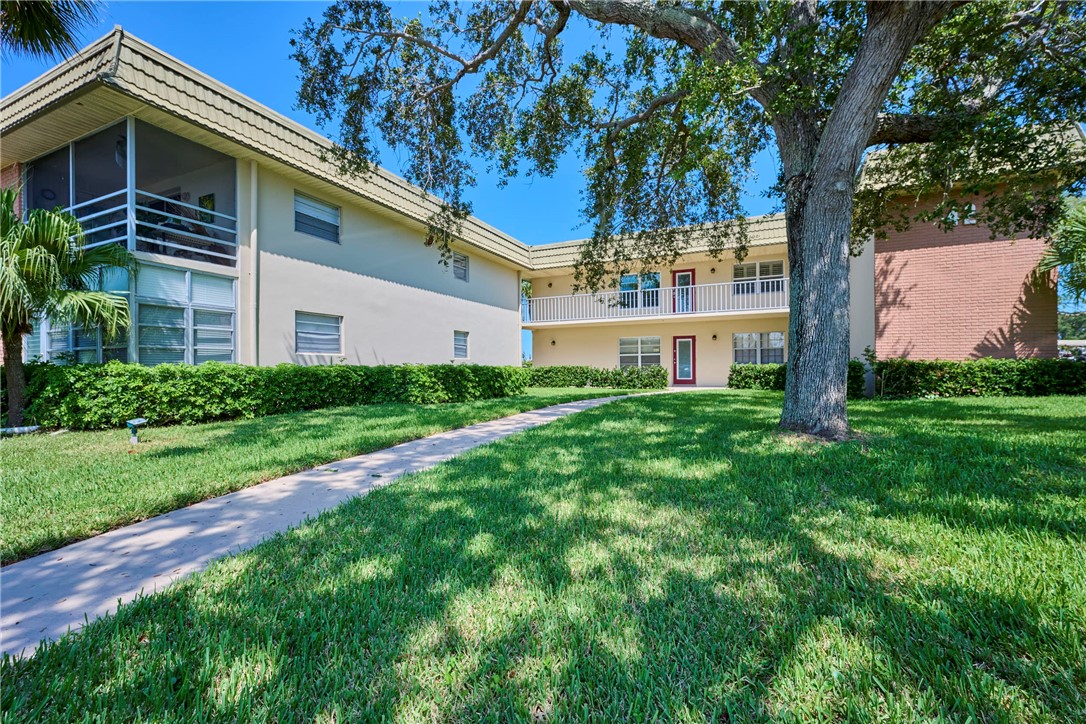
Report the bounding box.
[1040,198,1086,304]
[0,0,99,59]
[1,187,134,425]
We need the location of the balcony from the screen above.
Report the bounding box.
[522,278,789,325]
[72,189,239,266]
[26,118,238,267]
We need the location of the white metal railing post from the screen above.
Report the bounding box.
[126,116,136,252]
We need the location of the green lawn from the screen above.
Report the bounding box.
[4,391,1085,721]
[0,388,632,564]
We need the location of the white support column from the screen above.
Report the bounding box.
[126,116,139,363]
[125,116,136,252]
[249,160,259,366]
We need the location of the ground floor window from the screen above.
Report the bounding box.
[296,312,343,354]
[24,319,129,364]
[619,336,662,368]
[453,330,469,359]
[733,332,785,364]
[22,268,131,364]
[136,265,236,365]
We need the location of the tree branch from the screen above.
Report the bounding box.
[593,90,687,130]
[567,0,772,108]
[868,113,944,145]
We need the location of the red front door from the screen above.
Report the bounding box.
[673,336,696,385]
[672,269,695,313]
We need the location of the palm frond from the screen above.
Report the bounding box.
[49,290,131,339]
[0,0,100,60]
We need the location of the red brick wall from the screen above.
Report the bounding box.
[875,197,1058,360]
[2,163,23,217]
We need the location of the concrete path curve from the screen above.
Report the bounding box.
[1,394,636,658]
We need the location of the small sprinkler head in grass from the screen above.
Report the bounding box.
[126,418,148,444]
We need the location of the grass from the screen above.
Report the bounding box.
[0,387,633,564]
[4,390,1085,721]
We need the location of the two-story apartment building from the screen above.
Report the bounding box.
[1,29,1068,388]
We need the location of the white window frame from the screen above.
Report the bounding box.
[733,332,786,365]
[295,312,343,355]
[733,260,785,294]
[618,336,662,368]
[618,272,661,308]
[25,319,129,364]
[453,330,469,359]
[452,252,469,281]
[134,264,237,366]
[294,191,341,244]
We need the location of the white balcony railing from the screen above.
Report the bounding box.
[522,278,789,324]
[70,189,238,267]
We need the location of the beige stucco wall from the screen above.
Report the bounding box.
[531,316,789,387]
[527,240,877,385]
[849,238,876,359]
[254,168,522,366]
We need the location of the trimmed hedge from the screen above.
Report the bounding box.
[527,364,668,390]
[873,357,1086,397]
[728,361,868,398]
[728,357,1086,399]
[21,361,530,430]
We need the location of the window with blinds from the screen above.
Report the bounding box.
[294,192,340,243]
[296,312,342,354]
[452,252,469,281]
[135,265,235,365]
[23,267,132,363]
[453,330,469,359]
[733,260,785,294]
[733,332,785,364]
[618,336,662,368]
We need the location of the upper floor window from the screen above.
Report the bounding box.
[619,272,660,308]
[294,192,340,243]
[733,260,785,294]
[296,312,343,354]
[452,252,469,281]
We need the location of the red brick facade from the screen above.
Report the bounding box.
[875,197,1058,360]
[1,163,23,217]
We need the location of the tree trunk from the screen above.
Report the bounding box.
[779,178,854,440]
[3,333,27,427]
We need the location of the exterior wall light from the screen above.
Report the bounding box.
[550,339,556,346]
[712,334,718,341]
[710,267,716,274]
[127,418,148,444]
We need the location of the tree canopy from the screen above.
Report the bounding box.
[292,1,1086,438]
[294,1,1085,283]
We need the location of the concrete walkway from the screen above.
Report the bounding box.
[0,394,635,658]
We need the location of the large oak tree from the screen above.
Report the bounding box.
[292,1,1086,438]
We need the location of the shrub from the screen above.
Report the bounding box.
[728,361,868,398]
[872,357,1086,397]
[22,361,530,430]
[527,364,668,389]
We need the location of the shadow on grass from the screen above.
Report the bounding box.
[4,392,1084,720]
